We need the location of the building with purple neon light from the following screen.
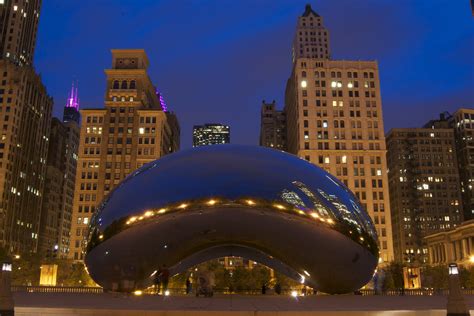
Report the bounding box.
[156,89,168,112]
[63,81,81,124]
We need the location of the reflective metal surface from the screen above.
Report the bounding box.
[85,144,379,294]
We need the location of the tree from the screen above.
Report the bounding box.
[382,262,404,290]
[421,265,448,289]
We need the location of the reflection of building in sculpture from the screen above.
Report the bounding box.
[284,4,393,263]
[425,220,474,267]
[281,189,306,208]
[292,181,329,217]
[69,49,180,260]
[217,257,254,269]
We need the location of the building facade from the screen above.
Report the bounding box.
[386,115,463,264]
[39,118,80,258]
[425,220,474,267]
[284,5,394,263]
[452,108,474,221]
[193,123,230,147]
[0,0,53,254]
[38,85,80,258]
[69,49,180,260]
[259,100,286,150]
[0,0,41,66]
[292,4,330,61]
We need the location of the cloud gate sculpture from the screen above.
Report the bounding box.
[85,145,379,294]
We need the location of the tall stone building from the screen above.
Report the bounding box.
[284,4,394,263]
[452,108,474,221]
[69,49,180,260]
[193,123,230,147]
[38,85,80,258]
[259,100,286,150]
[0,0,41,66]
[292,4,330,61]
[386,114,463,263]
[0,0,53,254]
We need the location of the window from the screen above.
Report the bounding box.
[113,80,119,89]
[121,80,128,89]
[129,80,136,89]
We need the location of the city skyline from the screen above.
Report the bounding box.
[35,0,473,148]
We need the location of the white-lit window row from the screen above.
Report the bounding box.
[86,127,103,134]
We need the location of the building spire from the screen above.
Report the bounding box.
[302,3,320,17]
[66,81,80,110]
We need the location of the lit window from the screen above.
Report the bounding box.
[331,81,337,88]
[139,127,145,134]
[324,157,330,164]
[13,5,18,11]
[301,80,307,88]
[83,217,89,225]
[322,121,328,128]
[342,155,347,163]
[347,82,353,88]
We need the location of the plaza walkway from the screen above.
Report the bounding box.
[12,292,474,316]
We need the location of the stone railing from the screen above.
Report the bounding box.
[11,286,474,296]
[12,285,103,294]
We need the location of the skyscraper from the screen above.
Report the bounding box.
[259,100,286,150]
[63,82,81,124]
[386,114,463,264]
[0,0,53,254]
[39,89,80,258]
[452,108,474,220]
[69,49,180,260]
[292,4,331,62]
[193,124,230,147]
[0,0,41,66]
[284,4,394,263]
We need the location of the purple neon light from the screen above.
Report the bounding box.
[155,88,168,112]
[66,81,80,110]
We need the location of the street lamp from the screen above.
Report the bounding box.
[446,263,469,316]
[448,263,459,276]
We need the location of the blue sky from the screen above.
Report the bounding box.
[34,0,474,148]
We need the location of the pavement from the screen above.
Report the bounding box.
[12,292,474,316]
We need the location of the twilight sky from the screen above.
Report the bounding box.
[35,0,473,149]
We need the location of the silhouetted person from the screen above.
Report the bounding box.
[160,265,170,293]
[261,283,267,294]
[186,277,192,294]
[274,283,281,295]
[153,269,162,294]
